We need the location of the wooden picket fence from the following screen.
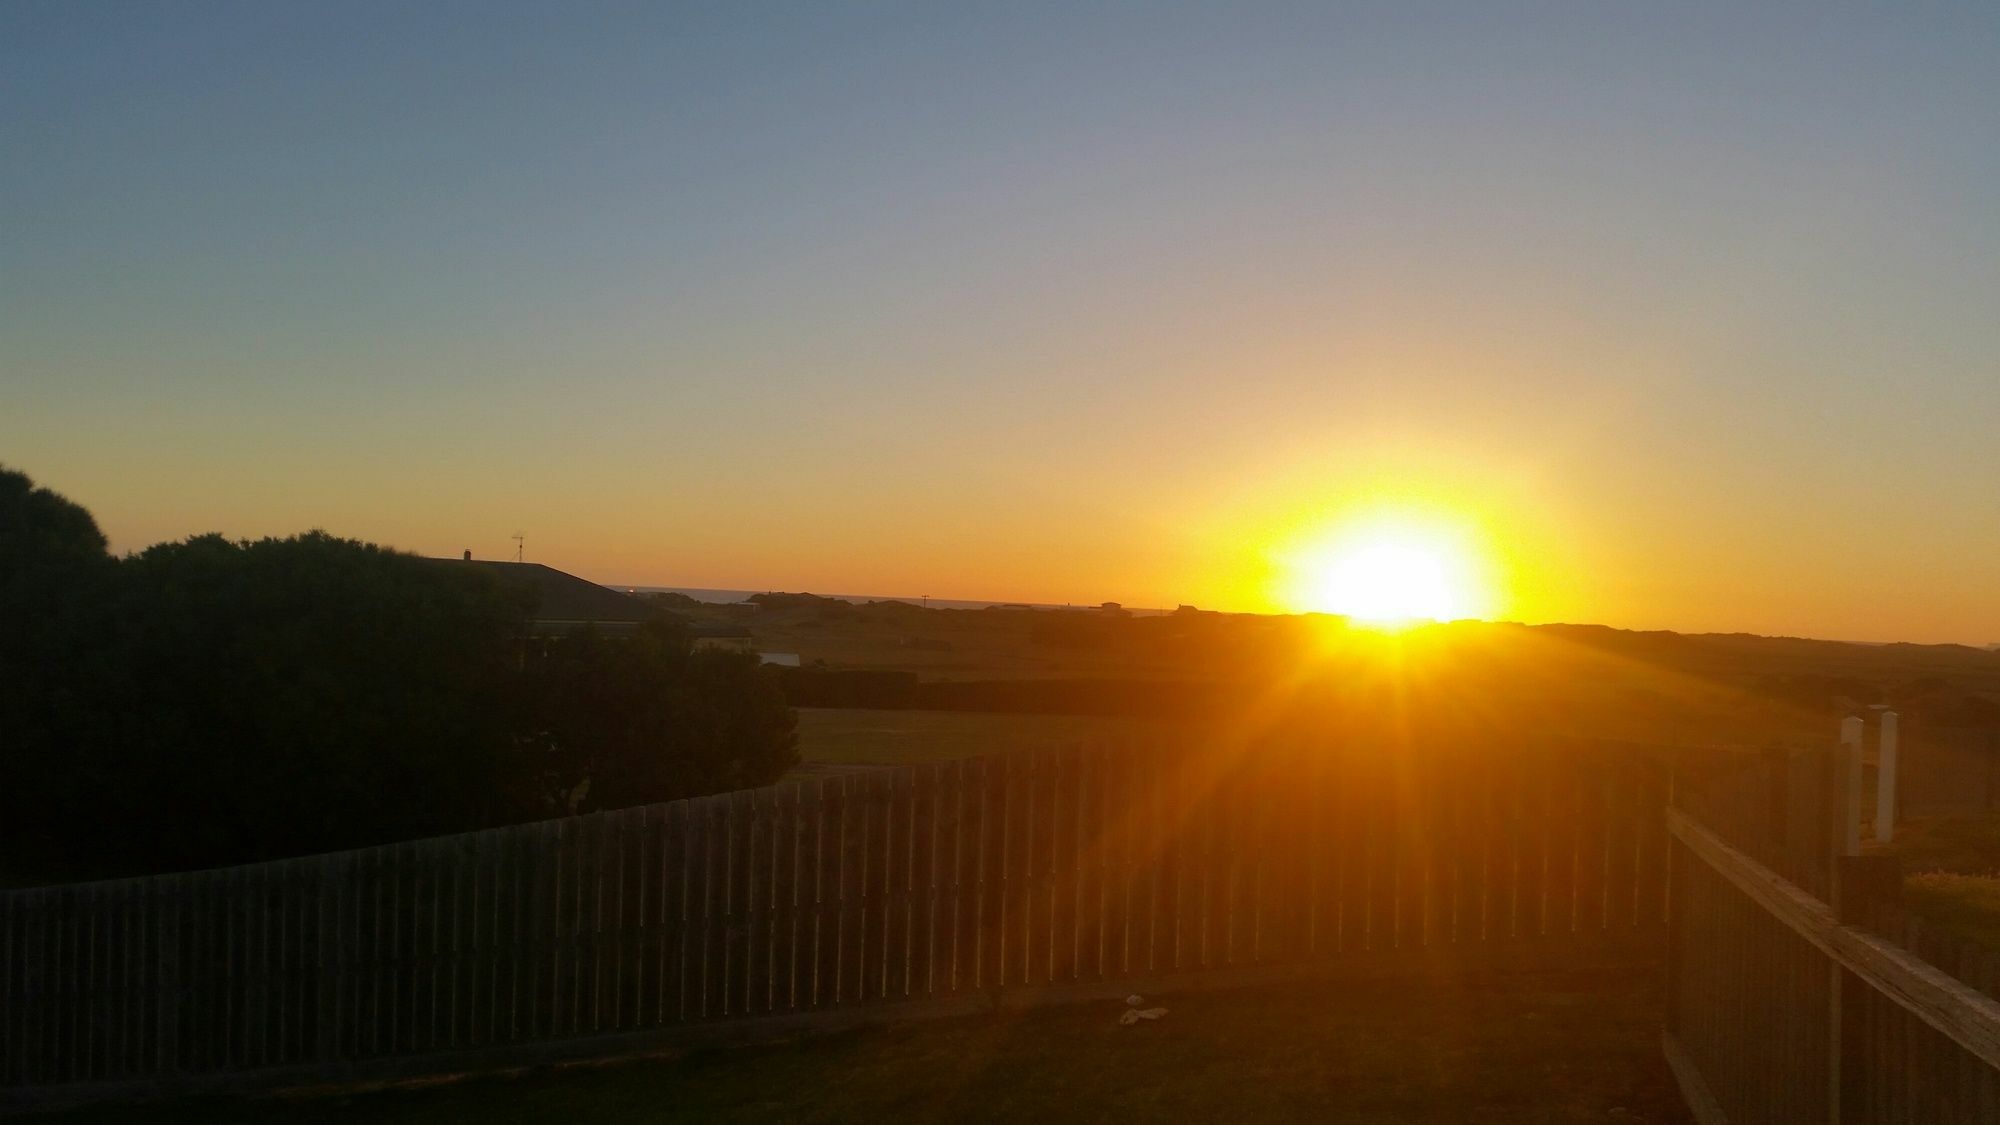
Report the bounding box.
[2,737,1670,1097]
[1665,744,2000,1123]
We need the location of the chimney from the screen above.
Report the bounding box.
[462,549,472,561]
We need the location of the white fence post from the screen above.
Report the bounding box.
[1839,716,1864,856]
[1875,712,1899,844]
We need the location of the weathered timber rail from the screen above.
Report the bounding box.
[1666,745,2000,1123]
[3,738,1670,1101]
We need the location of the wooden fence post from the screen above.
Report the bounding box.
[1838,719,1863,860]
[1875,712,1898,844]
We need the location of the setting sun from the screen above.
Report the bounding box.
[1277,516,1497,626]
[1312,539,1460,624]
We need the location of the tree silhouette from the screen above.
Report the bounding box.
[0,467,119,875]
[0,469,798,881]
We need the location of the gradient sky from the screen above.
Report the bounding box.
[6,3,1999,642]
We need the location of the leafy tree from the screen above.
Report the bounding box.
[0,465,108,569]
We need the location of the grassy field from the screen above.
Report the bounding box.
[791,707,1191,767]
[739,608,1171,682]
[29,965,1687,1124]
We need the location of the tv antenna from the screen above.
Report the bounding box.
[511,532,524,562]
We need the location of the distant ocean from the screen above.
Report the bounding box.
[617,587,1170,615]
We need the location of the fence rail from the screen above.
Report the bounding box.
[2,737,1669,1095]
[1666,745,2000,1123]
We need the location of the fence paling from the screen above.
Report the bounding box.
[2,740,1667,1093]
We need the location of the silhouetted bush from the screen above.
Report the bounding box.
[91,530,534,868]
[0,467,797,881]
[515,622,797,814]
[0,467,121,875]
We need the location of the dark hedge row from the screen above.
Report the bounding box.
[0,467,796,882]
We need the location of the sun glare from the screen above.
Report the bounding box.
[1278,516,1495,627]
[1313,540,1458,624]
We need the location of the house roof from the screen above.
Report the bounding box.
[433,559,656,633]
[433,559,753,641]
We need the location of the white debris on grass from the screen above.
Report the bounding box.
[1118,995,1168,1026]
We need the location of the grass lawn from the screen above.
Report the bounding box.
[1902,872,2000,951]
[1871,813,2000,951]
[791,708,1192,767]
[1864,808,2000,948]
[29,965,1687,1124]
[1873,812,2000,877]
